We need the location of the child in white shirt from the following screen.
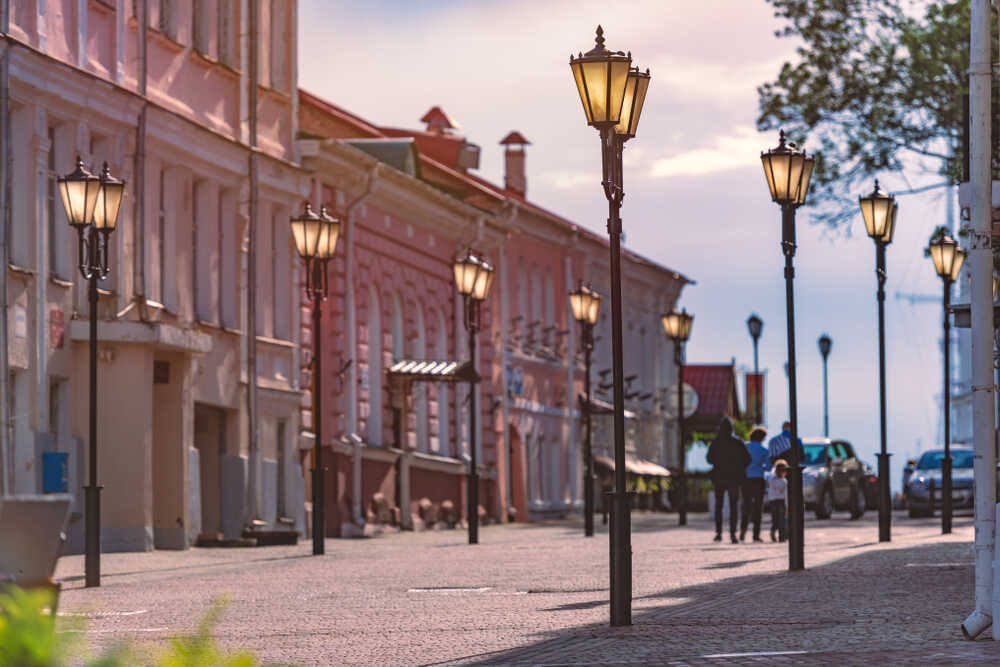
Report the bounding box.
[767,460,788,542]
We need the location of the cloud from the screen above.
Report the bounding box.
[543,171,598,190]
[649,127,768,178]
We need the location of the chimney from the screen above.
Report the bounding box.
[420,106,460,135]
[500,131,530,197]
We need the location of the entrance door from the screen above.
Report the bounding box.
[194,405,226,536]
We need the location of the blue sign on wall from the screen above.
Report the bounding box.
[42,451,68,493]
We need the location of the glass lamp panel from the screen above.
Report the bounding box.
[580,61,610,124]
[880,201,898,245]
[747,315,762,339]
[614,73,637,136]
[794,156,814,206]
[569,291,585,322]
[290,219,308,258]
[454,257,480,296]
[661,313,677,339]
[58,168,100,228]
[615,69,650,138]
[472,261,495,300]
[993,273,998,299]
[761,152,791,202]
[587,293,601,325]
[950,248,966,282]
[681,313,693,341]
[316,219,341,259]
[859,184,892,240]
[92,177,125,230]
[786,154,805,204]
[571,61,594,124]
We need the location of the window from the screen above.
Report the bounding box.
[46,127,67,279]
[194,180,219,323]
[367,285,382,444]
[276,420,286,517]
[158,0,177,40]
[192,0,211,55]
[269,0,288,92]
[218,189,237,328]
[157,168,166,304]
[217,0,235,68]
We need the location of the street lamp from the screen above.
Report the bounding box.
[928,233,966,535]
[818,334,832,437]
[570,25,650,626]
[746,314,763,424]
[454,249,495,545]
[860,179,897,543]
[569,282,602,538]
[290,201,340,556]
[760,130,814,572]
[58,157,125,588]
[662,308,693,526]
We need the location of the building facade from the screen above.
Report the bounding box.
[1,0,306,551]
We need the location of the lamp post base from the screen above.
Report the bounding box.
[606,490,633,627]
[941,456,953,535]
[468,471,479,545]
[84,485,102,588]
[311,467,325,555]
[678,472,687,526]
[876,453,891,542]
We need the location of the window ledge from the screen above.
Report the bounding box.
[8,263,36,276]
[255,334,296,349]
[49,274,73,288]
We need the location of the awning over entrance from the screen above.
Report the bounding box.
[593,455,671,477]
[387,359,479,383]
[578,394,637,419]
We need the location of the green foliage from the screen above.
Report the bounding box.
[0,587,263,667]
[758,0,996,227]
[0,586,67,667]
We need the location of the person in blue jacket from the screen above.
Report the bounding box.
[740,426,769,542]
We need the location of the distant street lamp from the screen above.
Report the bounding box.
[454,250,495,545]
[860,180,898,544]
[928,233,966,535]
[58,158,125,588]
[746,314,763,424]
[290,201,340,556]
[760,130,813,572]
[569,282,602,538]
[662,308,693,526]
[570,25,650,627]
[818,334,832,437]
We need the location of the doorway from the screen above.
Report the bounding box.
[194,404,226,537]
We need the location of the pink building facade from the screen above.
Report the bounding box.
[296,92,690,534]
[1,0,307,551]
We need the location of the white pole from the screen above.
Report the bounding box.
[961,0,996,641]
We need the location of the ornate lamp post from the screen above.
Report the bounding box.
[454,250,495,545]
[290,201,340,556]
[570,25,650,628]
[859,180,898,543]
[662,308,693,526]
[746,314,763,424]
[760,131,814,572]
[818,334,832,437]
[569,282,602,538]
[58,158,125,588]
[928,233,966,535]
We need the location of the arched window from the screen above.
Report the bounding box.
[413,302,428,453]
[367,285,382,444]
[392,293,404,359]
[436,309,450,456]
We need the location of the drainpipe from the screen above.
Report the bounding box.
[497,201,517,518]
[133,0,148,320]
[563,248,576,507]
[246,0,260,524]
[961,0,995,641]
[0,0,10,495]
[345,163,377,526]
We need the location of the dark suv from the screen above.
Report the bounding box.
[801,438,868,519]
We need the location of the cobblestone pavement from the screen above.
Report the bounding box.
[53,511,997,665]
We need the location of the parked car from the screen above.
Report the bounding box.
[906,448,974,518]
[800,438,869,519]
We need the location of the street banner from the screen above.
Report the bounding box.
[746,372,764,424]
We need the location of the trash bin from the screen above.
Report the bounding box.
[41,452,68,493]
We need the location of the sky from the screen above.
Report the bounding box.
[299,0,955,486]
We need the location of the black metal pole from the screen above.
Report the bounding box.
[876,242,891,542]
[467,297,479,545]
[781,204,804,571]
[942,279,953,534]
[84,227,101,588]
[583,328,594,537]
[752,338,760,424]
[676,339,687,526]
[311,276,325,555]
[600,128,631,626]
[822,354,829,438]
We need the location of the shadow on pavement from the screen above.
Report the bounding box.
[450,539,979,666]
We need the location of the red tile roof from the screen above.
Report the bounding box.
[684,364,739,420]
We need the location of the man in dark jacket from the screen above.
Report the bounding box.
[707,416,751,543]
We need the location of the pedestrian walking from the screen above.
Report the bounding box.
[767,420,804,465]
[707,416,751,544]
[767,460,789,542]
[740,426,768,542]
